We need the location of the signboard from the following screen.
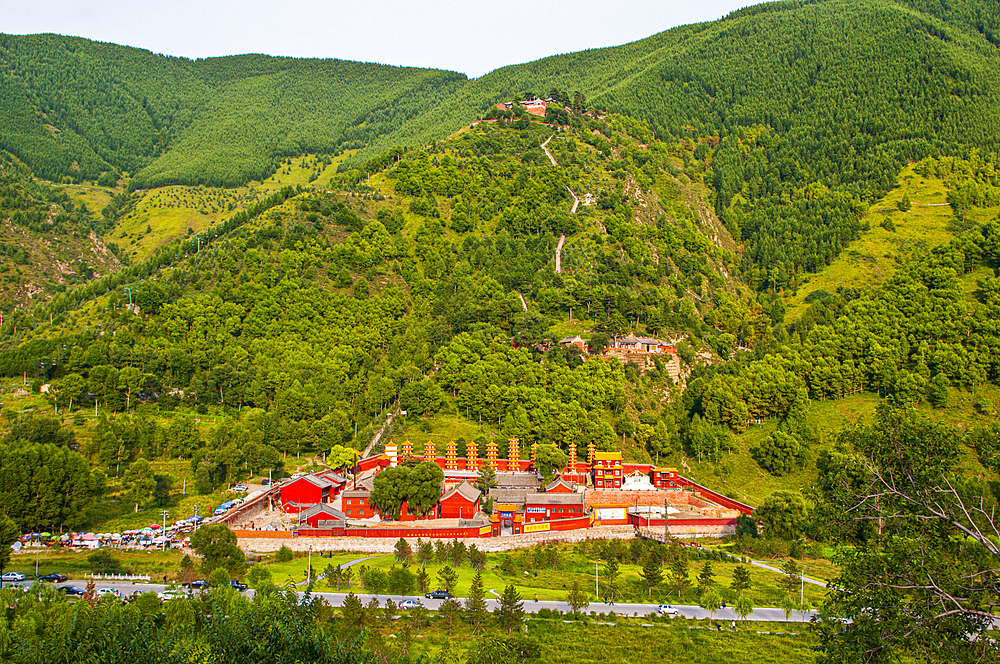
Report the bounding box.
[526,506,546,514]
[499,512,514,519]
[479,525,492,535]
[595,507,626,521]
[524,522,550,533]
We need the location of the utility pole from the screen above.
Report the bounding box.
[664,499,669,542]
[595,560,599,599]
[307,546,313,586]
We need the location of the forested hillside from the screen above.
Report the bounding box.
[0,152,122,307]
[0,34,466,188]
[0,119,754,520]
[4,0,1000,293]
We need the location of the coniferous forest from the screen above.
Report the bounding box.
[0,0,999,662]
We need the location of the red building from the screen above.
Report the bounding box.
[342,488,375,518]
[592,451,623,489]
[438,481,482,519]
[544,478,576,493]
[524,493,585,522]
[650,467,680,489]
[299,503,347,529]
[280,473,339,513]
[489,503,524,536]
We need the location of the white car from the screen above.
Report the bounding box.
[1,572,25,582]
[399,599,421,610]
[97,587,121,598]
[656,604,678,615]
[157,589,189,601]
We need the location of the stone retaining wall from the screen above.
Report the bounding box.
[238,525,637,554]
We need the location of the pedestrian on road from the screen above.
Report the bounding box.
[534,594,538,603]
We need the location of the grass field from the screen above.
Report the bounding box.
[290,542,831,608]
[784,162,1000,319]
[5,546,185,580]
[404,612,818,664]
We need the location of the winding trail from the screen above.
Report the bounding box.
[540,135,558,166]
[566,186,579,214]
[554,234,566,273]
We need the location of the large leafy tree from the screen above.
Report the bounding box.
[755,490,808,540]
[189,523,244,575]
[370,461,444,520]
[817,402,1000,662]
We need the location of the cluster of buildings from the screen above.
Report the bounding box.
[558,334,683,380]
[264,440,751,540]
[495,96,560,118]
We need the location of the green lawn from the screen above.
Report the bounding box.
[292,542,830,608]
[408,618,818,664]
[5,546,185,581]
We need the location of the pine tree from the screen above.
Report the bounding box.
[496,583,525,635]
[731,565,752,595]
[640,551,663,597]
[466,571,489,634]
[603,559,619,602]
[697,560,716,596]
[668,544,691,599]
[341,591,365,633]
[416,566,429,593]
[440,597,462,635]
[566,579,589,613]
[780,559,801,597]
[437,565,458,593]
[394,537,413,564]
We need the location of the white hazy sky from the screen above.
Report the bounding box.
[1,0,763,78]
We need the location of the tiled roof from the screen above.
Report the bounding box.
[525,493,584,505]
[299,503,346,521]
[489,488,531,505]
[441,481,482,504]
[495,472,539,488]
[545,479,575,492]
[299,474,335,489]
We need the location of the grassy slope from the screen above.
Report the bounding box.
[785,163,1000,318]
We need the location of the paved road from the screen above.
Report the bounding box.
[39,581,819,623]
[749,561,826,587]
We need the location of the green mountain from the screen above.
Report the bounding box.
[0,120,746,498]
[3,0,1000,291]
[0,0,999,526]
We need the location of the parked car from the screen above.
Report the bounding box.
[228,580,248,591]
[97,587,121,598]
[58,585,86,596]
[37,573,68,583]
[399,599,421,610]
[1,572,25,582]
[232,484,248,492]
[424,589,453,599]
[183,580,209,589]
[157,589,188,601]
[656,604,678,615]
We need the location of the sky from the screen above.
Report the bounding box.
[0,0,763,78]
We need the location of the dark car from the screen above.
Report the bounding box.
[183,580,209,589]
[38,573,68,583]
[228,580,248,591]
[58,585,85,596]
[424,588,453,599]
